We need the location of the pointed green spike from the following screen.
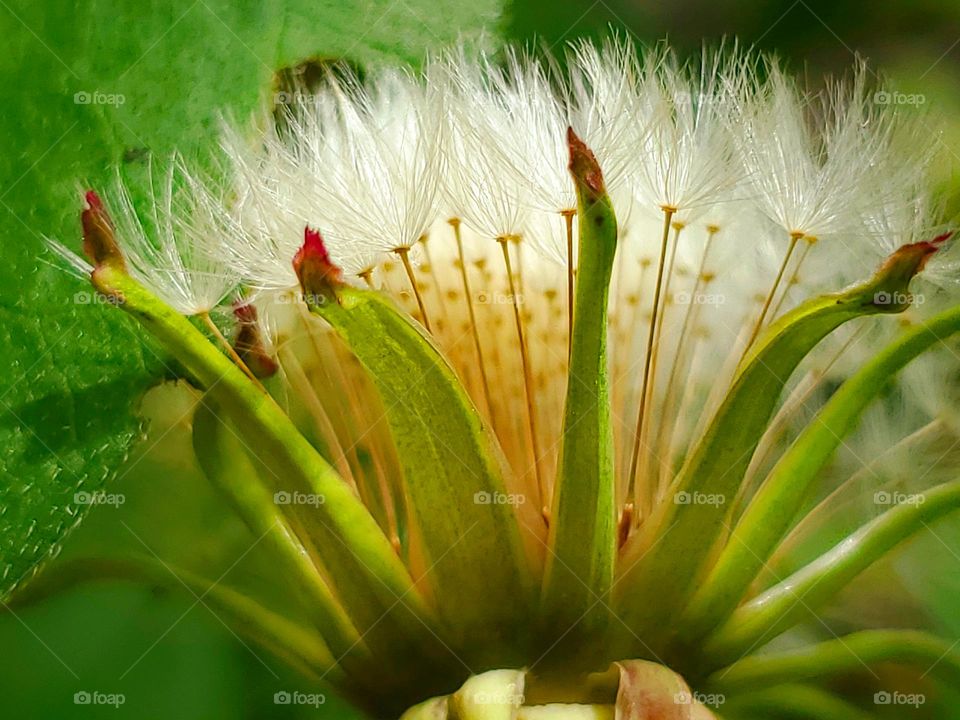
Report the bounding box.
[540,129,619,660]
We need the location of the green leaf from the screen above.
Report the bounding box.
[541,131,618,655]
[306,284,536,661]
[0,0,501,601]
[681,303,960,643]
[702,479,960,666]
[705,630,960,694]
[612,241,939,656]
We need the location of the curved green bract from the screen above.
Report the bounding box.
[307,286,536,662]
[681,304,960,644]
[90,266,437,654]
[541,133,619,653]
[706,630,960,693]
[613,242,934,655]
[702,479,960,666]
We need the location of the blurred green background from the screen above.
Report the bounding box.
[1,0,959,718]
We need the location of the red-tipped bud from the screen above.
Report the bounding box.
[293,226,344,306]
[567,127,606,200]
[232,302,279,379]
[867,233,950,313]
[879,233,948,278]
[81,190,126,272]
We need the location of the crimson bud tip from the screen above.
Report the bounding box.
[567,126,605,198]
[293,226,344,305]
[81,189,125,272]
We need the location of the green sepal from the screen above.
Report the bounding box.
[702,479,960,667]
[613,240,939,655]
[705,629,960,693]
[86,265,453,690]
[540,130,619,655]
[681,303,960,644]
[305,284,537,662]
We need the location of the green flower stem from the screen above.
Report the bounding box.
[681,304,960,643]
[706,630,960,693]
[702,479,960,667]
[192,400,364,662]
[613,240,938,656]
[89,266,436,652]
[721,684,874,720]
[540,130,618,655]
[304,285,537,662]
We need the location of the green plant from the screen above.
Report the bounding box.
[9,38,960,719]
